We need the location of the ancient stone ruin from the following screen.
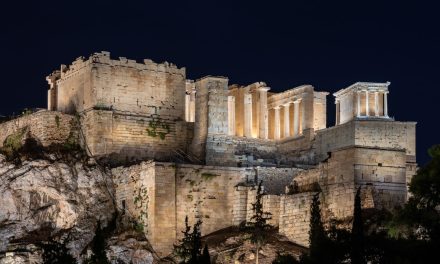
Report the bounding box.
[0,51,417,256]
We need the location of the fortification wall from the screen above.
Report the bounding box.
[111,145,412,254]
[0,110,76,148]
[173,164,247,239]
[112,162,177,256]
[314,120,416,162]
[81,109,190,162]
[279,192,316,247]
[112,161,304,255]
[56,62,93,114]
[292,146,410,219]
[277,129,315,165]
[313,121,356,161]
[112,161,156,236]
[204,135,278,166]
[256,167,301,194]
[353,147,408,209]
[293,148,357,219]
[353,120,416,158]
[50,52,186,120]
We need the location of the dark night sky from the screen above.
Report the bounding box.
[0,0,438,165]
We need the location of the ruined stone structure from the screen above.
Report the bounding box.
[0,52,417,256]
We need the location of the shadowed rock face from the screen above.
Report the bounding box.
[0,154,115,261]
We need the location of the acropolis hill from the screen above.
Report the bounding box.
[0,51,417,257]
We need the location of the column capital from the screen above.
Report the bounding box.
[273,106,281,110]
[293,98,302,104]
[282,102,291,107]
[257,86,270,92]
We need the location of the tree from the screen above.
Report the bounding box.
[300,192,341,264]
[308,192,327,263]
[40,239,76,264]
[174,216,193,263]
[244,181,273,264]
[189,219,203,264]
[351,187,365,264]
[394,144,440,260]
[405,145,440,241]
[174,216,205,264]
[199,244,211,264]
[89,221,110,264]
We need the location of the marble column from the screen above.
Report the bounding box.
[335,100,340,125]
[258,87,270,139]
[301,90,314,131]
[293,99,301,136]
[283,102,291,138]
[365,90,370,116]
[374,91,379,116]
[185,93,190,121]
[384,92,389,117]
[228,96,236,136]
[244,93,253,137]
[274,106,281,140]
[357,90,361,117]
[189,89,196,122]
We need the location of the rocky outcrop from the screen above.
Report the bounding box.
[0,153,115,262]
[106,231,154,264]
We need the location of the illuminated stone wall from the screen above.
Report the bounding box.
[80,109,191,162]
[112,162,301,256]
[279,192,316,247]
[292,146,410,219]
[314,119,416,162]
[0,110,77,148]
[47,51,186,119]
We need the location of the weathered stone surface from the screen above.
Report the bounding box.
[0,154,114,260]
[0,110,77,149]
[106,233,154,264]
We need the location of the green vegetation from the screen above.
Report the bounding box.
[200,244,211,264]
[242,181,273,264]
[186,179,196,186]
[300,192,337,264]
[351,188,365,264]
[297,144,440,263]
[146,117,171,140]
[1,127,27,160]
[173,216,211,263]
[133,185,149,232]
[201,172,219,181]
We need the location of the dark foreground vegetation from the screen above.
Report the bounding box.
[295,145,440,264]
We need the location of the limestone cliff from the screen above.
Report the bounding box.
[0,152,153,263]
